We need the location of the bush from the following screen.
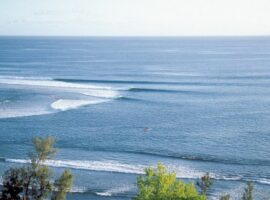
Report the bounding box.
[134,163,207,200]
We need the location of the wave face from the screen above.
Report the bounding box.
[0,76,120,118]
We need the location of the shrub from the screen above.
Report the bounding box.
[134,163,207,200]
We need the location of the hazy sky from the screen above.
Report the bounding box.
[1,0,270,36]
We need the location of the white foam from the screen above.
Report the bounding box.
[5,158,145,175]
[0,77,111,90]
[0,110,51,119]
[0,76,120,118]
[0,106,52,119]
[0,76,120,98]
[81,90,120,99]
[167,165,206,179]
[96,185,134,196]
[5,158,269,184]
[256,178,270,185]
[4,158,211,179]
[70,186,88,193]
[51,99,107,111]
[215,175,242,181]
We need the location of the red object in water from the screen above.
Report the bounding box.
[144,127,149,132]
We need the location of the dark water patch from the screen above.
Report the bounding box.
[117,96,146,102]
[1,141,270,167]
[107,149,270,167]
[72,147,270,167]
[128,87,213,95]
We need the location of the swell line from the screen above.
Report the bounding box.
[128,87,212,95]
[54,78,270,87]
[1,157,270,185]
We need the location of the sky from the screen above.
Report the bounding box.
[1,0,270,36]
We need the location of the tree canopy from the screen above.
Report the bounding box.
[134,163,207,200]
[0,136,73,200]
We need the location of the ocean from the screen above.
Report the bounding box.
[0,36,270,199]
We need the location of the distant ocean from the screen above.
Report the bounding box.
[0,36,270,199]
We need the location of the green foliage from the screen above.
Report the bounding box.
[220,194,230,200]
[32,137,57,161]
[134,163,207,200]
[242,182,254,200]
[0,136,73,200]
[197,172,213,195]
[53,170,73,200]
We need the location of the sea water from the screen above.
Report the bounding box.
[0,36,270,199]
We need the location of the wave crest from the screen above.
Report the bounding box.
[0,76,120,118]
[51,99,108,111]
[96,185,134,197]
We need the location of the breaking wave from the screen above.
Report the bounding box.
[95,185,134,197]
[0,76,120,118]
[0,76,118,98]
[51,99,108,111]
[4,158,145,174]
[2,157,269,185]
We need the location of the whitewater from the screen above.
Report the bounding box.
[0,76,120,118]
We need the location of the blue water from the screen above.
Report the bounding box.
[0,36,270,199]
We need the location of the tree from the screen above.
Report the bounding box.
[242,182,254,200]
[52,170,73,200]
[134,163,207,200]
[0,136,73,200]
[1,168,24,200]
[197,172,213,195]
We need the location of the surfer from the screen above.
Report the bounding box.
[144,127,150,133]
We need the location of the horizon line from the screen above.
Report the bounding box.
[0,35,270,38]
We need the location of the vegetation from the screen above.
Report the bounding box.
[242,182,254,200]
[0,137,258,200]
[134,163,256,200]
[0,137,73,200]
[197,172,213,195]
[134,163,207,200]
